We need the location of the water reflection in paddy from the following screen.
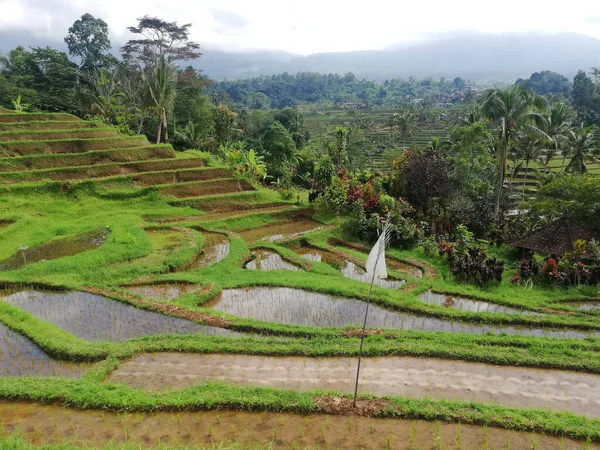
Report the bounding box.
[292,246,404,289]
[207,287,599,338]
[0,321,87,378]
[0,290,242,341]
[568,301,600,312]
[0,228,109,271]
[419,291,541,315]
[245,250,300,271]
[239,220,324,244]
[125,283,204,301]
[186,232,229,269]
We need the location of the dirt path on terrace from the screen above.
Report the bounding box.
[109,353,600,419]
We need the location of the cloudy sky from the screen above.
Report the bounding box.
[2,0,600,54]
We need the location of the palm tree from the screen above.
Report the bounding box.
[534,102,573,172]
[514,133,543,195]
[146,56,178,144]
[458,105,483,125]
[387,108,419,149]
[565,124,599,174]
[481,85,549,214]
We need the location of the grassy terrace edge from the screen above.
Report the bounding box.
[0,372,599,441]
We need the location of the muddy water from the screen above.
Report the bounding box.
[125,283,205,301]
[0,290,240,341]
[419,291,541,315]
[205,287,600,338]
[239,220,325,244]
[292,246,404,289]
[245,250,300,271]
[0,401,592,450]
[0,228,109,271]
[0,322,87,378]
[109,353,600,419]
[186,231,229,269]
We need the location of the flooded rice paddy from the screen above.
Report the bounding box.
[340,261,405,289]
[205,287,600,338]
[239,219,325,244]
[291,245,405,289]
[0,321,87,378]
[1,401,593,450]
[567,301,600,312]
[419,291,541,315]
[124,283,205,301]
[245,250,300,271]
[0,290,240,341]
[0,228,109,271]
[186,231,229,269]
[329,240,424,278]
[110,353,600,418]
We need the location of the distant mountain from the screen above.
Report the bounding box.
[198,33,600,82]
[2,31,599,82]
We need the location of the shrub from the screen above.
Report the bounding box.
[422,236,438,257]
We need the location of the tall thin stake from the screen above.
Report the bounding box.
[353,221,390,407]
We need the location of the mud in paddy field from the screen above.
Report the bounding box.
[0,228,109,271]
[108,353,600,418]
[205,287,600,338]
[0,322,88,377]
[0,401,595,449]
[0,290,240,340]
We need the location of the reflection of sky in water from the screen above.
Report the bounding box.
[211,287,600,338]
[0,321,86,378]
[340,261,405,289]
[295,248,404,289]
[419,291,541,316]
[0,290,242,341]
[245,251,299,271]
[0,228,109,271]
[570,302,600,312]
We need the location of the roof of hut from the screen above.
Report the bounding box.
[510,213,595,256]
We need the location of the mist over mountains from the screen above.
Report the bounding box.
[1,31,599,82]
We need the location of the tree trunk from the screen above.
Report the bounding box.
[494,139,507,216]
[163,109,169,142]
[522,160,529,196]
[137,114,145,135]
[156,109,163,144]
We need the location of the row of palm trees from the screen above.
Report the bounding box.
[469,85,598,214]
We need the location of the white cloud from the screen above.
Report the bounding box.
[1,0,600,54]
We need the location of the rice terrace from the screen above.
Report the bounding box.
[3,7,600,450]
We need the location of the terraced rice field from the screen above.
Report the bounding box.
[110,353,600,418]
[2,111,600,447]
[0,290,239,340]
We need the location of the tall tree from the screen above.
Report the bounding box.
[121,16,201,65]
[535,102,573,171]
[481,85,549,214]
[146,57,178,143]
[565,124,598,174]
[572,70,600,125]
[64,13,112,70]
